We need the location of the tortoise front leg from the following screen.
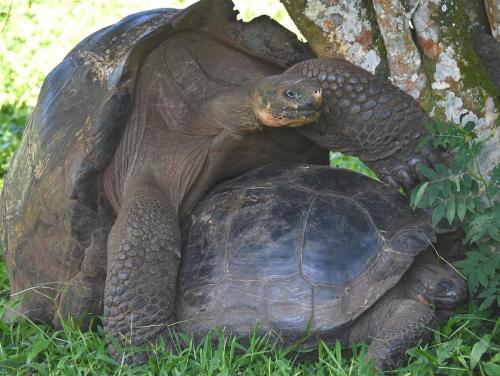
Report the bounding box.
[104,179,180,362]
[349,297,434,370]
[290,58,443,191]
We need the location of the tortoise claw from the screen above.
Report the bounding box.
[395,168,415,190]
[399,143,447,189]
[372,143,448,193]
[428,150,441,165]
[420,143,434,157]
[381,174,402,190]
[407,156,425,172]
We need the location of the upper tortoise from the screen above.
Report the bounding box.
[0,0,441,361]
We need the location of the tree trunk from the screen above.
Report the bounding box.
[281,0,499,176]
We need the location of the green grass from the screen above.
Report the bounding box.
[0,272,498,376]
[1,1,499,375]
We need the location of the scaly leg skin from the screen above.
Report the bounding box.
[291,58,443,191]
[355,298,435,371]
[104,180,180,363]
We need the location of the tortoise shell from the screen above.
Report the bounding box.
[177,163,435,343]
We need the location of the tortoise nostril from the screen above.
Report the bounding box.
[312,89,322,109]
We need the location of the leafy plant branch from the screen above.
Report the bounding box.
[411,119,499,311]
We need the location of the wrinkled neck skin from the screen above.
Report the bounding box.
[204,84,261,134]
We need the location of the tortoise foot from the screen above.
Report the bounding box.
[377,143,446,193]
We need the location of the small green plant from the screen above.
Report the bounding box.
[411,120,500,311]
[396,308,500,376]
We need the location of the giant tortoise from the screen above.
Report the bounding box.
[178,163,467,369]
[0,0,440,360]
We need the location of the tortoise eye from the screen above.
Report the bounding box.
[285,90,301,100]
[437,280,453,293]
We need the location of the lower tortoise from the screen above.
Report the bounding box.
[177,163,467,370]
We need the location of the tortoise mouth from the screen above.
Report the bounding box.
[421,292,466,309]
[432,296,461,309]
[258,109,321,128]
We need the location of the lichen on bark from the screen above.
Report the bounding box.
[415,0,497,122]
[281,0,387,75]
[411,0,499,176]
[372,0,428,99]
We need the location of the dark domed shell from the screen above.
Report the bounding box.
[176,163,434,341]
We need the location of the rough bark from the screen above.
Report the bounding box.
[464,0,491,34]
[372,0,428,99]
[281,0,499,176]
[281,0,388,77]
[484,0,500,41]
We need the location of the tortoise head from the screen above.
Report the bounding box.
[251,76,322,128]
[404,259,467,310]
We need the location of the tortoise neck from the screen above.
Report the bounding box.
[206,84,261,134]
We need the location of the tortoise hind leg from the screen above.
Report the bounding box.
[104,179,181,362]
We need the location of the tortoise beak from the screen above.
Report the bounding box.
[296,88,322,112]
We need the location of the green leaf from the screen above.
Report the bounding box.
[428,185,440,206]
[442,179,452,196]
[446,197,456,225]
[466,196,476,211]
[462,174,472,189]
[435,164,448,177]
[450,159,460,175]
[471,180,480,195]
[418,135,433,147]
[470,336,490,370]
[478,272,490,289]
[484,362,500,376]
[478,295,495,311]
[432,204,446,227]
[463,121,476,133]
[423,122,435,133]
[27,337,50,362]
[413,182,429,207]
[451,175,460,192]
[487,224,500,241]
[436,339,462,363]
[491,351,500,364]
[418,164,438,180]
[410,347,437,363]
[457,200,467,222]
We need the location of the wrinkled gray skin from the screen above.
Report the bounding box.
[1,0,443,363]
[351,253,466,370]
[178,164,467,370]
